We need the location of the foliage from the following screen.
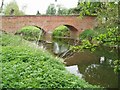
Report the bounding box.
[1,32,99,88]
[3,0,24,15]
[0,32,25,46]
[70,40,97,52]
[57,6,69,15]
[79,29,96,40]
[46,4,56,15]
[71,2,119,73]
[52,25,70,38]
[1,46,99,88]
[68,2,101,15]
[15,26,43,41]
[78,2,101,16]
[95,27,120,46]
[114,60,120,73]
[74,29,97,52]
[0,0,4,13]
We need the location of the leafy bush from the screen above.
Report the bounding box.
[52,25,70,38]
[79,29,96,40]
[1,32,22,46]
[0,32,31,47]
[2,46,99,88]
[15,26,43,41]
[1,33,99,88]
[114,60,120,73]
[95,27,120,46]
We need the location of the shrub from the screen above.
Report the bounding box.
[1,33,99,88]
[52,25,70,38]
[1,46,99,88]
[0,32,31,47]
[114,60,120,73]
[1,32,22,46]
[15,26,43,41]
[79,29,96,40]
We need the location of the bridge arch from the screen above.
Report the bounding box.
[64,25,79,39]
[2,15,97,41]
[32,25,46,34]
[15,25,46,41]
[15,25,46,34]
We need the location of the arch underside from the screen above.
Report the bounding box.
[17,24,80,40]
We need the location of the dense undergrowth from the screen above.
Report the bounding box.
[79,29,96,40]
[52,25,70,38]
[15,26,43,41]
[1,31,100,88]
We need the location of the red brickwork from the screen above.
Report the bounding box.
[2,15,97,34]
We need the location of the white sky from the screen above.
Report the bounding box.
[1,0,78,15]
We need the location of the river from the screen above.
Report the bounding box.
[37,38,118,88]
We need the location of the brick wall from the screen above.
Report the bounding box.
[2,15,97,34]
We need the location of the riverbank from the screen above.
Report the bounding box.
[1,32,100,88]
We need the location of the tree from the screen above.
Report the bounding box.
[46,4,56,15]
[3,0,24,15]
[36,10,41,15]
[57,6,68,15]
[0,0,4,13]
[68,2,102,15]
[71,2,119,73]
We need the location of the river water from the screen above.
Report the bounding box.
[37,38,118,88]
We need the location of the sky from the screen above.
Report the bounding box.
[0,0,78,15]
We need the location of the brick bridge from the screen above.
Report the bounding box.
[1,15,97,41]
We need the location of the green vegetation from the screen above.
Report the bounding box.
[57,5,70,15]
[79,29,96,40]
[0,0,4,13]
[46,4,56,15]
[1,32,99,88]
[71,29,97,52]
[114,60,120,73]
[71,2,119,73]
[46,4,70,15]
[1,32,25,46]
[15,26,43,41]
[3,0,25,15]
[52,25,70,38]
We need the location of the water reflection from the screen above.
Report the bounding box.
[81,64,118,88]
[38,38,118,88]
[64,49,118,88]
[53,42,68,54]
[65,65,82,78]
[53,42,59,54]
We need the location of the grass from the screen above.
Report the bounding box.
[1,31,100,88]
